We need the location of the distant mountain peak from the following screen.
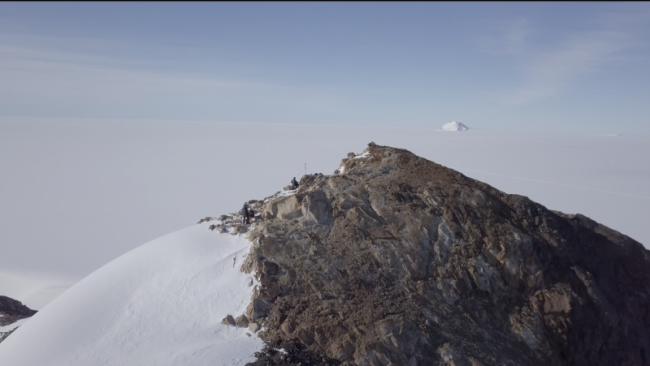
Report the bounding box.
[440,121,469,131]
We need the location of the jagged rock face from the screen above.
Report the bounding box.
[243,143,650,366]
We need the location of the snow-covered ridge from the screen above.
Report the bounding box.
[440,121,469,131]
[0,221,264,366]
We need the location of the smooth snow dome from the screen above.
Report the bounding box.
[0,223,263,366]
[440,121,469,131]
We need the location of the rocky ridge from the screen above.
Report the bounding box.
[215,143,649,366]
[0,296,37,343]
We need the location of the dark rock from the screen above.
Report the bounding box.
[221,314,236,326]
[0,295,37,344]
[246,339,340,366]
[197,217,213,224]
[246,299,271,320]
[0,296,36,319]
[236,314,250,328]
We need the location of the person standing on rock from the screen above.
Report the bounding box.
[291,177,299,190]
[241,204,250,225]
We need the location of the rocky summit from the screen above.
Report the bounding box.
[234,142,649,366]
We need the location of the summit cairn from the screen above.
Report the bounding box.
[440,121,469,131]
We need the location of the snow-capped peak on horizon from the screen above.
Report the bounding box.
[440,121,469,131]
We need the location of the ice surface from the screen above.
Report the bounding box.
[0,118,648,305]
[0,223,263,366]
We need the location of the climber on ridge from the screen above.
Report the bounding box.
[248,207,255,223]
[241,203,250,225]
[291,177,299,190]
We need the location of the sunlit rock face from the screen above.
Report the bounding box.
[243,142,650,366]
[440,121,469,131]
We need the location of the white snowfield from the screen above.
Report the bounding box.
[0,223,264,366]
[440,121,469,131]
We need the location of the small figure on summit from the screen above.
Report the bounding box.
[241,204,250,225]
[291,177,299,190]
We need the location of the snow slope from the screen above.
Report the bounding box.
[0,318,28,333]
[440,121,469,131]
[0,222,263,366]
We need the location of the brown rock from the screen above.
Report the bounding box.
[235,315,249,328]
[238,143,650,366]
[296,327,314,346]
[246,299,270,320]
[280,320,295,336]
[249,322,260,332]
[221,315,236,327]
[265,195,303,220]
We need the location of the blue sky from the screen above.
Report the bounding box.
[1,2,649,132]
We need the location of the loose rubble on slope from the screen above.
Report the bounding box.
[214,142,650,366]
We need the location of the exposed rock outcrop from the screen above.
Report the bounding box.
[0,296,36,320]
[0,296,37,344]
[239,143,650,366]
